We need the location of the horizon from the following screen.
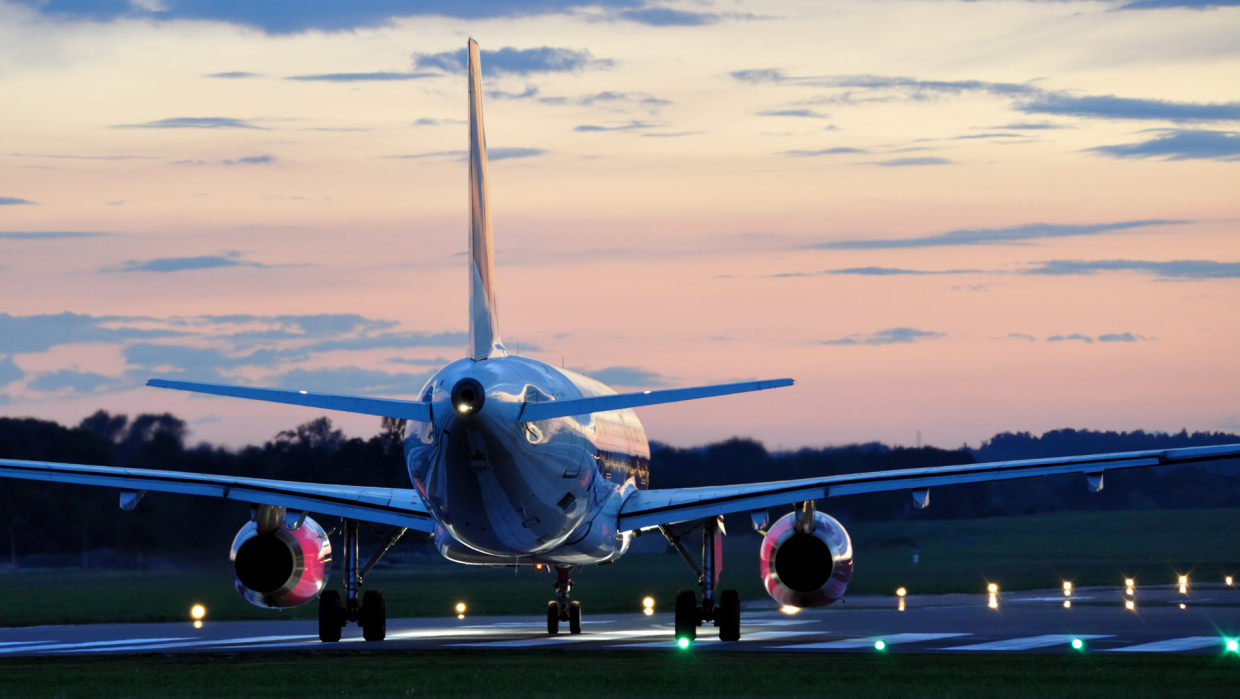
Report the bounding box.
[1,1,1237,450]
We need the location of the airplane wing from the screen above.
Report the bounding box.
[0,457,435,531]
[147,379,432,422]
[618,443,1240,531]
[517,378,794,422]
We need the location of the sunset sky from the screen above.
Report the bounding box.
[1,0,1238,451]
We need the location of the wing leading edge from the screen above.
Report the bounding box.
[148,379,432,422]
[518,378,794,422]
[618,443,1240,531]
[0,458,435,532]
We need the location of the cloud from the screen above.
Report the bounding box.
[385,150,468,160]
[1047,334,1093,343]
[303,331,468,352]
[1023,259,1240,279]
[15,1,647,34]
[412,118,465,127]
[488,147,548,160]
[207,72,260,79]
[113,117,263,130]
[1121,0,1240,6]
[414,47,614,75]
[1098,332,1151,342]
[995,122,1071,130]
[0,231,107,239]
[581,366,672,388]
[274,367,433,396]
[617,8,718,26]
[822,267,984,275]
[759,109,830,119]
[0,197,36,205]
[815,219,1187,250]
[820,328,945,346]
[1008,333,1036,341]
[0,313,187,354]
[0,356,24,387]
[287,72,437,82]
[224,155,276,165]
[387,357,452,366]
[1020,95,1240,123]
[781,147,866,157]
[1086,129,1240,161]
[870,157,954,167]
[732,70,1240,124]
[27,370,123,393]
[10,152,160,160]
[574,121,656,132]
[103,254,268,273]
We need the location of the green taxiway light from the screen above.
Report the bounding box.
[874,640,886,651]
[1071,638,1085,651]
[677,637,691,649]
[1226,639,1238,653]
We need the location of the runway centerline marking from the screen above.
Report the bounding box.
[2,637,191,655]
[615,631,819,649]
[450,629,666,648]
[1105,636,1223,652]
[778,633,970,650]
[945,634,1112,651]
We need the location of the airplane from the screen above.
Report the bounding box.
[3,38,1239,645]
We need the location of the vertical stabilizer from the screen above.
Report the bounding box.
[467,38,506,360]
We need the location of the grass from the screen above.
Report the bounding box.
[0,650,1237,698]
[0,508,1235,626]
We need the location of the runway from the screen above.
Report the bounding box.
[0,585,1236,657]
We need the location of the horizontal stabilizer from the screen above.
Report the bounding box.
[147,379,432,422]
[517,378,793,422]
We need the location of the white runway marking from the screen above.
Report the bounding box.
[50,635,316,654]
[615,631,818,649]
[741,620,818,627]
[945,634,1111,651]
[778,633,970,650]
[0,637,191,655]
[0,641,57,647]
[450,629,667,648]
[1105,637,1223,653]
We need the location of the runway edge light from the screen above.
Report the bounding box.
[1071,638,1085,651]
[1225,639,1238,653]
[874,640,887,651]
[677,637,691,649]
[190,604,206,620]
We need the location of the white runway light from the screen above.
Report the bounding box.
[190,604,206,620]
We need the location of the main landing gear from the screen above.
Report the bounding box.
[661,516,741,642]
[318,519,407,642]
[547,565,582,634]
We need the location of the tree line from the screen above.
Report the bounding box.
[0,412,1237,560]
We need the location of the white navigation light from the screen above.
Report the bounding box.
[190,604,206,620]
[457,403,471,414]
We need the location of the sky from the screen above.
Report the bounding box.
[1,0,1238,451]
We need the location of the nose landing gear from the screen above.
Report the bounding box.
[546,565,582,634]
[662,516,741,642]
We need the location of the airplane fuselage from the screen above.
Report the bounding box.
[405,355,650,565]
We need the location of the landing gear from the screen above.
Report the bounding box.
[660,516,742,642]
[317,518,405,642]
[546,565,582,634]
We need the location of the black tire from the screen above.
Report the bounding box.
[547,601,560,634]
[674,589,698,642]
[568,601,582,634]
[718,589,741,642]
[318,590,342,643]
[361,589,386,641]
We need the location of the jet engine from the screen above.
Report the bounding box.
[230,511,332,609]
[759,509,853,608]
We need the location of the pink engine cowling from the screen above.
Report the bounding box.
[230,513,332,609]
[759,510,853,608]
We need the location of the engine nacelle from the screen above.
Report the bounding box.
[230,513,332,609]
[759,510,853,608]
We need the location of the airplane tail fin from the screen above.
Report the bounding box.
[467,38,506,360]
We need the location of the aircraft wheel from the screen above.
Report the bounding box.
[718,589,741,642]
[547,601,560,634]
[361,589,386,641]
[318,590,343,643]
[568,601,582,634]
[674,589,698,642]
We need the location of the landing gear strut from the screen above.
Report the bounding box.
[661,516,741,642]
[546,565,582,634]
[318,519,406,642]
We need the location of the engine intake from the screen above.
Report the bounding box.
[230,513,332,609]
[759,510,853,608]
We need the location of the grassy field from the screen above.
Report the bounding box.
[0,508,1235,626]
[0,650,1237,698]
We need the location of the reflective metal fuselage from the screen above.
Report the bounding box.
[405,355,650,565]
